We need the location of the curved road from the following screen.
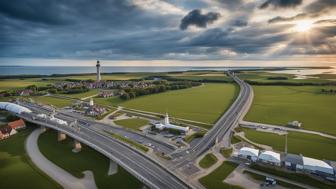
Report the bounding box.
[26,128,97,189]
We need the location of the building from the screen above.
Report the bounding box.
[96,60,101,81]
[8,119,26,130]
[154,113,189,133]
[0,126,17,140]
[283,153,304,171]
[0,102,32,114]
[98,90,115,98]
[287,120,301,128]
[89,98,94,106]
[258,151,281,166]
[238,147,259,162]
[302,156,334,176]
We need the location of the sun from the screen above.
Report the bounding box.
[294,20,313,32]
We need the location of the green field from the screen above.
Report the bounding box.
[245,85,336,135]
[61,89,99,99]
[0,128,60,189]
[113,83,238,124]
[168,72,231,82]
[242,128,336,160]
[0,78,52,92]
[199,161,242,189]
[38,130,142,189]
[32,96,73,108]
[114,118,149,130]
[199,153,218,169]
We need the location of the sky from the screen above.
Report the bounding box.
[0,0,336,67]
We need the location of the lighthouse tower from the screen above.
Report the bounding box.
[96,60,101,81]
[164,113,170,125]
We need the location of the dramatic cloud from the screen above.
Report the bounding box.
[180,9,220,30]
[259,0,302,9]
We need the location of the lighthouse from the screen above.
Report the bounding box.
[96,60,101,81]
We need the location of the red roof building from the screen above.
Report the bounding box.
[8,119,26,130]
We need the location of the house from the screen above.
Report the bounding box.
[98,90,115,98]
[8,119,26,130]
[238,147,259,162]
[287,120,301,128]
[283,153,304,171]
[0,126,17,140]
[302,156,334,177]
[258,151,281,166]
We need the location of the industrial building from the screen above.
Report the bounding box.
[283,153,303,171]
[302,156,334,176]
[258,151,281,166]
[0,102,32,114]
[238,147,259,162]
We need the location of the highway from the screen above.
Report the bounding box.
[17,111,192,189]
[172,72,253,168]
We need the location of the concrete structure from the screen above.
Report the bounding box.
[154,113,189,133]
[238,147,259,162]
[73,140,82,152]
[302,156,334,176]
[258,151,281,166]
[283,153,303,171]
[96,60,101,81]
[0,102,32,114]
[58,131,66,141]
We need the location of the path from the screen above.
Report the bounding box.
[240,121,336,140]
[25,128,98,189]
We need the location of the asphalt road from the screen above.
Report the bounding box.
[19,112,192,189]
[172,72,253,169]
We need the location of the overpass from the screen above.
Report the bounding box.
[172,71,254,168]
[1,102,192,189]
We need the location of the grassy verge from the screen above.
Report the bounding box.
[107,132,149,152]
[245,85,336,135]
[38,130,142,189]
[242,128,336,160]
[199,153,218,169]
[184,130,206,143]
[114,118,149,131]
[0,127,61,189]
[32,96,73,108]
[231,135,242,144]
[199,161,243,189]
[243,170,304,189]
[250,164,336,189]
[220,147,233,158]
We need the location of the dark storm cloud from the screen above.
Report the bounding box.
[180,9,220,30]
[305,0,336,13]
[268,13,319,23]
[259,0,302,9]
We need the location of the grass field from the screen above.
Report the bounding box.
[199,153,218,169]
[245,85,336,135]
[0,78,52,92]
[168,72,231,82]
[0,128,61,189]
[61,89,99,99]
[114,118,149,130]
[242,128,336,160]
[114,83,238,124]
[38,130,142,189]
[32,96,73,108]
[199,161,243,189]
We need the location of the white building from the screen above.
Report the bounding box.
[89,98,94,106]
[0,102,32,114]
[287,120,301,128]
[154,113,189,133]
[302,156,334,175]
[258,151,281,166]
[238,147,259,161]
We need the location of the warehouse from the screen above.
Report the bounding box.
[283,153,303,171]
[0,102,32,114]
[238,147,259,162]
[302,156,334,176]
[258,151,281,166]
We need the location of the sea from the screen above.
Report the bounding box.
[0,66,263,76]
[0,66,335,76]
